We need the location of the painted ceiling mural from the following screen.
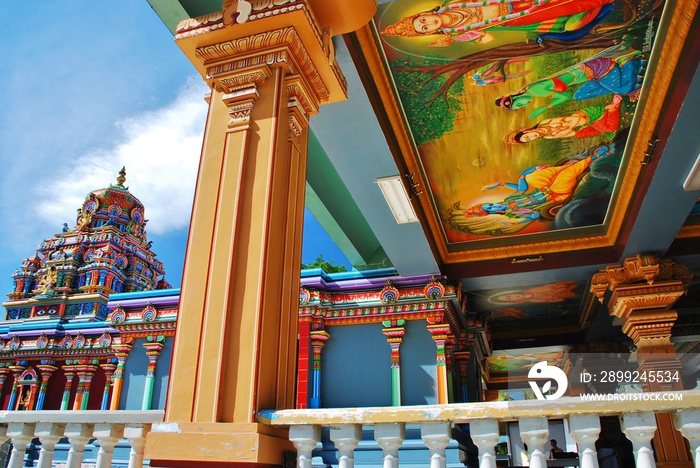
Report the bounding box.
[375,0,663,250]
[466,280,584,329]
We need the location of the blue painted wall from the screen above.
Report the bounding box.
[321,320,438,408]
[322,323,391,408]
[152,337,173,410]
[119,337,172,410]
[120,338,148,409]
[400,319,438,406]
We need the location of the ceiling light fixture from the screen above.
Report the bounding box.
[683,152,700,191]
[376,176,419,224]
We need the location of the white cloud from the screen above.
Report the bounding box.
[35,78,209,235]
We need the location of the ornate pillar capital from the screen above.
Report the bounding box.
[590,254,691,304]
[590,255,691,390]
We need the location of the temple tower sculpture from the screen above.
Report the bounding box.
[1,168,169,411]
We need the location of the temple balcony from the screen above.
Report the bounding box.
[256,391,700,468]
[0,410,163,468]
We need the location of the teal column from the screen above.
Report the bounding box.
[60,370,75,410]
[142,336,165,410]
[382,320,406,407]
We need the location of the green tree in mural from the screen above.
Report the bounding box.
[391,55,465,146]
[393,36,620,105]
[301,254,348,273]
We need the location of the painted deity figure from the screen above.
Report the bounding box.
[381,0,615,47]
[37,265,58,296]
[504,94,622,143]
[445,146,609,234]
[496,50,643,117]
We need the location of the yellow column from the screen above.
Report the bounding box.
[145,1,374,466]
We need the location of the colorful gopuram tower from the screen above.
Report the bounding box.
[1,168,173,411]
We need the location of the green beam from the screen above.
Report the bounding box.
[306,131,391,270]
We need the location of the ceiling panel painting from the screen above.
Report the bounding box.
[466,280,586,333]
[369,0,686,264]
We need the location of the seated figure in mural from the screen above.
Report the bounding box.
[504,94,622,143]
[380,0,615,47]
[444,145,609,234]
[496,50,643,118]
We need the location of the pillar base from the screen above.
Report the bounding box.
[146,422,293,467]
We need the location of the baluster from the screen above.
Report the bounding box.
[520,417,549,468]
[7,422,36,468]
[289,425,321,468]
[65,422,94,468]
[375,423,405,468]
[34,422,66,468]
[622,412,657,468]
[674,409,700,468]
[421,421,451,468]
[94,423,125,468]
[125,423,150,468]
[569,414,601,468]
[331,424,362,468]
[470,419,500,468]
[0,425,7,443]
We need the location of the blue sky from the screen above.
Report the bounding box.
[0,2,351,297]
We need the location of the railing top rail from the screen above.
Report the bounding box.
[261,391,700,427]
[0,410,165,425]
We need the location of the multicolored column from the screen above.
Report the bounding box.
[309,326,330,409]
[61,368,75,410]
[382,319,406,406]
[110,340,133,410]
[7,364,26,410]
[72,363,97,410]
[427,319,451,405]
[35,361,58,410]
[100,361,117,410]
[142,336,166,410]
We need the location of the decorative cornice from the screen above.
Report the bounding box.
[591,254,691,303]
[196,27,335,106]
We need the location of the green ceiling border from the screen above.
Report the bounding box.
[306,131,391,270]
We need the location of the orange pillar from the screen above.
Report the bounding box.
[144,1,373,466]
[427,319,451,405]
[591,254,692,468]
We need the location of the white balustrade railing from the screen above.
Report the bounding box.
[0,410,163,468]
[265,391,700,468]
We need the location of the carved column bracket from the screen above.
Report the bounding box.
[590,254,691,304]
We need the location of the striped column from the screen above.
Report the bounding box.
[427,320,451,404]
[60,369,75,410]
[142,336,166,410]
[110,341,133,410]
[73,365,97,410]
[7,365,25,410]
[35,363,57,410]
[382,319,406,406]
[309,327,330,409]
[100,363,117,410]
